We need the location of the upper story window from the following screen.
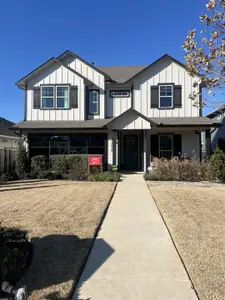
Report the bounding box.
[41,86,54,108]
[56,86,69,108]
[89,90,99,115]
[159,85,173,108]
[41,85,69,109]
[110,90,130,98]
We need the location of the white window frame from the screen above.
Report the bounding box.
[41,85,70,109]
[41,86,55,109]
[89,90,99,115]
[159,85,173,108]
[56,85,70,109]
[110,90,130,98]
[159,134,174,158]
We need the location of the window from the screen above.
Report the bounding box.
[159,85,173,108]
[41,85,69,109]
[56,86,69,108]
[110,90,130,98]
[159,135,173,158]
[41,86,54,108]
[89,90,99,114]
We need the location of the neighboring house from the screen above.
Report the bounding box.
[202,107,225,153]
[13,50,216,172]
[0,117,19,150]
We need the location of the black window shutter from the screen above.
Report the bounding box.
[151,135,159,159]
[174,134,182,156]
[33,87,40,109]
[174,85,182,108]
[151,86,159,108]
[70,86,78,108]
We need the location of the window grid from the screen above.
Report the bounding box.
[89,90,99,114]
[159,85,173,108]
[159,135,173,158]
[41,85,70,109]
[56,86,70,109]
[41,86,54,109]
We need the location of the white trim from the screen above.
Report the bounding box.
[159,134,173,157]
[158,85,173,108]
[0,134,19,140]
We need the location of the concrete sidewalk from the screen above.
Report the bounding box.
[73,174,198,300]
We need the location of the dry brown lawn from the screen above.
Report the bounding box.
[148,182,225,300]
[0,179,116,300]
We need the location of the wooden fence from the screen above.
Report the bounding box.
[0,148,18,173]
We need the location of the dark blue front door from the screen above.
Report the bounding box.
[123,135,138,170]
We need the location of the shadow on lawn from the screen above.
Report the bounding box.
[0,184,60,192]
[18,234,114,300]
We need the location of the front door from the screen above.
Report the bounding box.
[123,135,138,170]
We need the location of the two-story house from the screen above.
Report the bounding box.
[14,50,216,172]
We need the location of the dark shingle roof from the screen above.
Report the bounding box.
[13,118,114,129]
[14,116,216,130]
[97,65,148,83]
[150,117,215,126]
[0,117,18,137]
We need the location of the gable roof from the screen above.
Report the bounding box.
[16,51,190,88]
[98,54,190,84]
[57,50,111,79]
[0,117,19,138]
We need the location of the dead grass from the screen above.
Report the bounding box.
[0,180,116,300]
[148,182,225,300]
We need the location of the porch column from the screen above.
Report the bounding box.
[144,130,150,172]
[205,129,211,157]
[107,130,118,170]
[112,130,118,166]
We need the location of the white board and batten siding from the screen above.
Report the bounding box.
[61,55,105,120]
[133,58,200,118]
[105,89,131,118]
[26,64,85,121]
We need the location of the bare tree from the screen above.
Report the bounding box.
[183,0,225,109]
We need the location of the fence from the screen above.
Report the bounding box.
[0,148,18,173]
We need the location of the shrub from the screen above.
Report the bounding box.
[0,173,10,182]
[144,157,209,182]
[0,226,31,284]
[37,171,62,180]
[0,172,18,183]
[208,146,225,181]
[50,154,88,180]
[15,143,29,179]
[88,172,121,182]
[31,155,48,173]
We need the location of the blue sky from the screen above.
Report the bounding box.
[0,0,210,122]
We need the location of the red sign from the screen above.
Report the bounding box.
[89,156,101,166]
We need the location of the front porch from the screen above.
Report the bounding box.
[108,129,203,172]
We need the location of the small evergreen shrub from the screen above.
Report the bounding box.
[15,144,29,179]
[88,172,121,182]
[31,155,48,173]
[50,154,88,180]
[208,146,225,181]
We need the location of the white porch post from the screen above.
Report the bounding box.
[146,130,151,172]
[107,130,118,170]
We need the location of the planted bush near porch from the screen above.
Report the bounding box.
[88,171,121,182]
[144,157,209,182]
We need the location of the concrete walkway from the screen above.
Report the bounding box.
[73,174,198,300]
